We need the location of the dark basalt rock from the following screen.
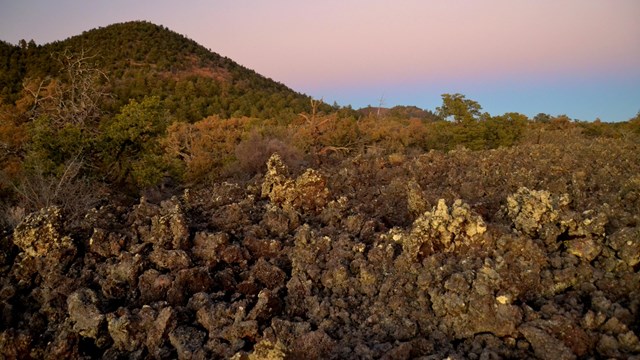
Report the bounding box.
[2,143,640,359]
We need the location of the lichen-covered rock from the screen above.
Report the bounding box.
[67,288,104,339]
[12,207,75,260]
[506,187,569,237]
[319,196,348,227]
[107,309,140,352]
[392,199,487,260]
[261,154,330,215]
[608,227,640,267]
[291,168,330,213]
[560,209,608,238]
[406,179,429,218]
[232,339,288,360]
[2,135,640,359]
[261,154,293,203]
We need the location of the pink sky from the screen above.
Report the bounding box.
[1,0,639,120]
[206,1,639,85]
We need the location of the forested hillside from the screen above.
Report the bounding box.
[0,21,315,119]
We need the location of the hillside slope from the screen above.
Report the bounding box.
[0,21,314,120]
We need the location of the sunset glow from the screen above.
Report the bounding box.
[1,0,639,120]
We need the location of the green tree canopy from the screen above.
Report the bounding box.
[100,96,171,187]
[436,93,482,123]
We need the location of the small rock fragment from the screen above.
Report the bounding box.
[169,326,207,360]
[67,288,104,339]
[519,325,576,360]
[565,237,602,261]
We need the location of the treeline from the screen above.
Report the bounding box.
[2,79,638,227]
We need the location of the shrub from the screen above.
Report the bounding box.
[99,96,171,187]
[2,157,104,229]
[162,116,251,183]
[232,130,302,178]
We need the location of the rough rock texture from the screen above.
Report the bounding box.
[608,226,640,267]
[506,187,569,238]
[390,198,487,260]
[262,153,330,215]
[1,139,640,359]
[231,339,287,360]
[67,288,104,339]
[12,206,75,262]
[519,324,576,360]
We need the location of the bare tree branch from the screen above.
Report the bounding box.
[24,47,111,129]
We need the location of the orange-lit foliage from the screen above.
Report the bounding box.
[233,130,302,178]
[0,106,28,183]
[357,115,430,152]
[549,115,573,130]
[163,116,251,182]
[289,113,360,155]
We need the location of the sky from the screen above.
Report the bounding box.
[1,0,639,121]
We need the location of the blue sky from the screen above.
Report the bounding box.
[1,0,639,121]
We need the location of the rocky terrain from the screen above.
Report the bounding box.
[1,135,639,359]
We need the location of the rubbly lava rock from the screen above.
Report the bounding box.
[149,248,191,271]
[519,324,576,360]
[565,236,602,261]
[231,339,288,360]
[261,153,329,215]
[12,206,76,265]
[2,139,640,359]
[67,288,104,339]
[169,325,207,360]
[390,198,487,260]
[192,231,230,266]
[608,226,640,267]
[130,197,189,250]
[506,187,569,238]
[406,179,429,218]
